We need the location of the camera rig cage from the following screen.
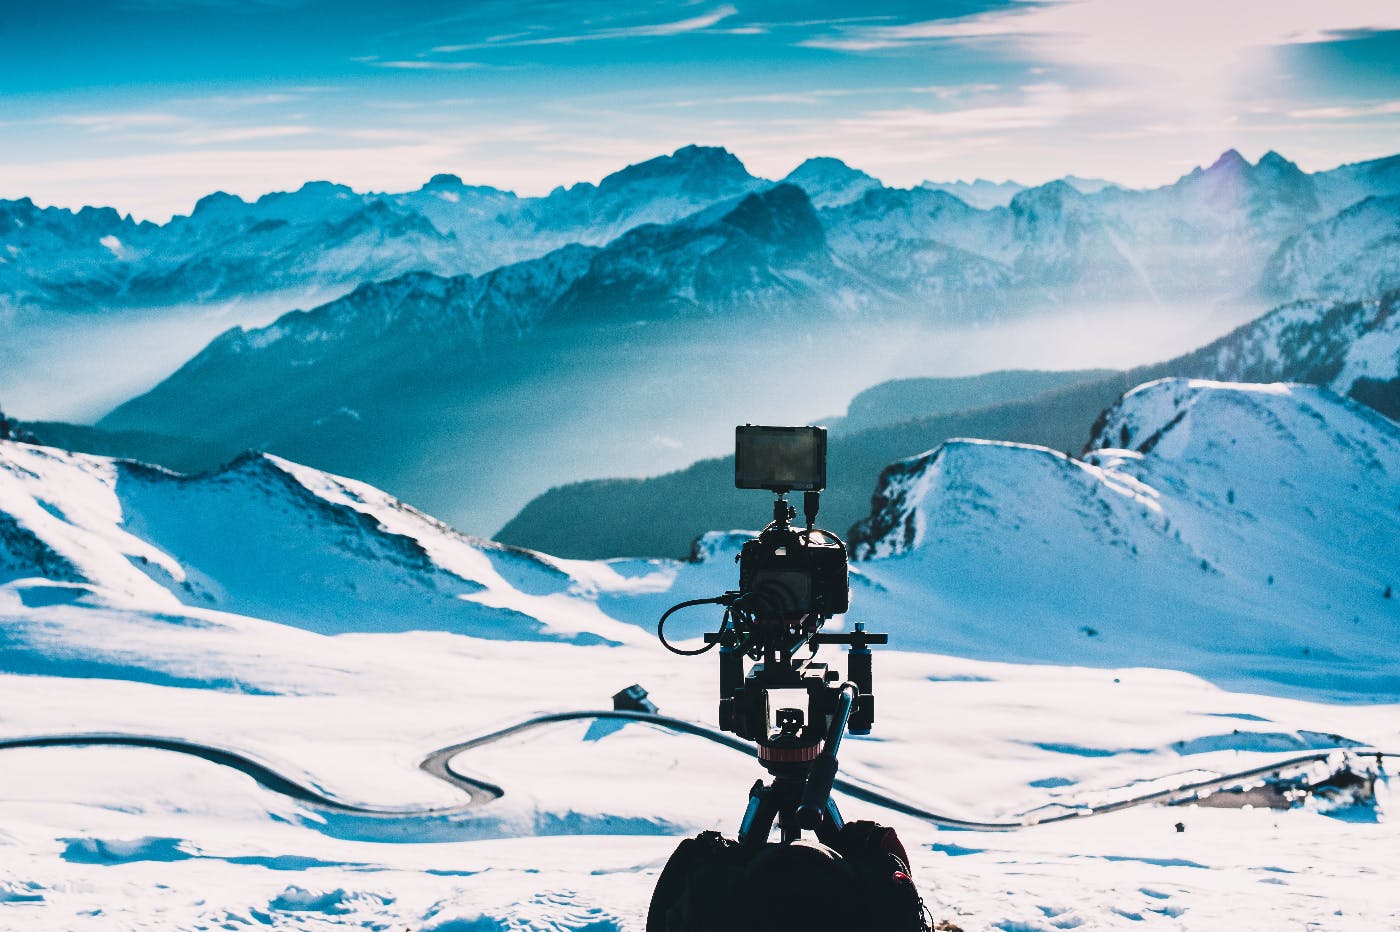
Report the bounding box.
[656,425,889,845]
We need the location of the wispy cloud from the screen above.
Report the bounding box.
[800,0,1400,77]
[665,88,886,108]
[660,84,1004,109]
[179,125,314,144]
[360,58,485,71]
[52,112,185,133]
[1287,101,1400,119]
[834,84,1073,137]
[178,92,305,107]
[431,4,738,50]
[704,14,895,37]
[362,97,482,111]
[44,108,316,149]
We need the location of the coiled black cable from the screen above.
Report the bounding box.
[657,596,731,655]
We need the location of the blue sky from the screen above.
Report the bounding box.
[4,0,1399,220]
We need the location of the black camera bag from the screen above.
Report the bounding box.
[829,820,931,931]
[647,823,930,932]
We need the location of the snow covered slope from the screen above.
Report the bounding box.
[0,442,640,647]
[1165,290,1400,418]
[1264,194,1400,300]
[850,379,1400,697]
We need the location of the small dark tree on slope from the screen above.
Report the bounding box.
[0,407,39,444]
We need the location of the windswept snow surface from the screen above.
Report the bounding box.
[2,379,1399,930]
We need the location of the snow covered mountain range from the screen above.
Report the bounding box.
[7,375,1398,697]
[5,145,1399,542]
[0,146,765,314]
[6,146,1398,318]
[1,377,1396,929]
[72,144,1400,540]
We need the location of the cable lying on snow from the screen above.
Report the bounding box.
[0,712,1387,829]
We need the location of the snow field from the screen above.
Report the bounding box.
[1,377,1398,929]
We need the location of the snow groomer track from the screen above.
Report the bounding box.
[0,711,1385,830]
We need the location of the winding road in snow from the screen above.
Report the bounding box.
[0,712,1382,831]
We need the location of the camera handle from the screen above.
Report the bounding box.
[797,682,858,828]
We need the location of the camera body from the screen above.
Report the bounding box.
[738,524,849,618]
[732,423,849,620]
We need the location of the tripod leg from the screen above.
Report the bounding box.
[738,780,778,847]
[772,774,808,844]
[778,805,803,844]
[814,797,845,845]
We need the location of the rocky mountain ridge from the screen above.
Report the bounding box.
[7,146,1399,318]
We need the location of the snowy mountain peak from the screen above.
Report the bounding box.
[920,178,1027,209]
[1007,181,1132,288]
[423,172,464,189]
[1252,150,1314,194]
[1086,378,1399,472]
[596,144,754,196]
[251,181,359,215]
[1061,175,1121,195]
[190,190,248,217]
[848,438,1065,558]
[1207,148,1249,174]
[1182,148,1317,208]
[852,378,1398,567]
[1009,179,1088,215]
[785,155,861,176]
[292,180,355,198]
[1258,150,1298,172]
[781,156,881,208]
[0,195,37,213]
[719,183,824,251]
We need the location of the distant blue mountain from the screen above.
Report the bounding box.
[6,146,1399,316]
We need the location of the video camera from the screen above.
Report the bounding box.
[648,426,926,932]
[657,425,885,814]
